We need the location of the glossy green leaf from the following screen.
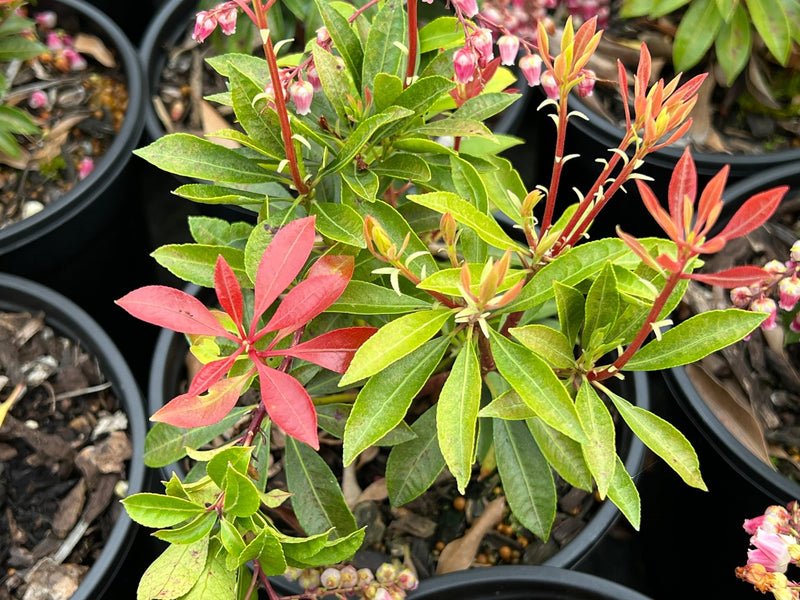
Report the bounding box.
[341,164,380,201]
[123,493,206,528]
[604,385,706,490]
[180,540,237,600]
[673,0,723,71]
[370,152,432,182]
[715,3,753,84]
[151,243,248,288]
[223,468,261,517]
[386,405,446,506]
[0,36,46,62]
[493,418,556,541]
[207,447,254,486]
[344,336,448,464]
[188,215,251,246]
[624,309,766,370]
[606,455,641,530]
[553,281,585,346]
[408,191,526,253]
[479,388,536,419]
[361,0,407,91]
[748,0,792,64]
[312,42,357,124]
[339,309,452,386]
[412,117,494,138]
[418,264,525,297]
[136,538,208,600]
[289,528,367,568]
[328,280,431,313]
[206,52,269,82]
[526,417,592,491]
[575,381,615,498]
[316,0,363,90]
[229,66,286,158]
[436,340,482,493]
[489,330,586,443]
[619,0,690,17]
[219,517,246,561]
[133,134,268,183]
[172,183,265,207]
[509,324,576,369]
[477,155,527,220]
[153,510,218,544]
[311,202,365,247]
[582,262,620,348]
[418,16,464,52]
[453,92,521,123]
[285,437,357,537]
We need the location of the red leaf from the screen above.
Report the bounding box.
[151,374,250,428]
[656,254,682,272]
[617,227,662,272]
[694,166,728,237]
[668,147,696,233]
[251,216,317,335]
[261,272,351,340]
[186,351,243,397]
[214,255,244,334]
[267,327,377,373]
[252,359,319,449]
[116,286,232,338]
[716,187,788,242]
[636,180,679,242]
[690,266,771,288]
[308,254,354,280]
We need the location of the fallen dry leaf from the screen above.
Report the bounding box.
[202,100,240,149]
[435,495,506,575]
[72,33,116,68]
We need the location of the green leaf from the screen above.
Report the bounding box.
[188,215,251,246]
[340,309,452,386]
[361,0,407,91]
[715,4,752,85]
[144,407,253,468]
[341,164,380,201]
[0,36,45,61]
[153,510,218,544]
[606,455,641,530]
[386,404,446,506]
[575,381,615,498]
[509,324,576,369]
[394,75,456,115]
[0,106,39,134]
[493,418,557,541]
[311,202,365,247]
[219,517,246,560]
[489,330,587,443]
[673,0,723,72]
[206,52,270,82]
[151,243,248,288]
[619,0,690,17]
[418,264,525,297]
[312,42,357,124]
[412,117,495,139]
[288,529,367,568]
[285,437,357,537]
[133,134,268,183]
[553,281,585,346]
[316,0,364,90]
[370,152,432,182]
[436,340,482,493]
[223,467,261,517]
[123,493,206,528]
[624,309,766,370]
[604,385,706,490]
[582,262,620,348]
[344,336,448,464]
[373,72,404,112]
[229,66,287,158]
[418,16,464,53]
[328,280,431,314]
[479,388,536,419]
[453,92,522,123]
[408,191,526,253]
[246,528,286,575]
[747,0,792,64]
[526,417,592,491]
[207,447,254,486]
[180,540,237,600]
[172,183,265,207]
[136,538,208,600]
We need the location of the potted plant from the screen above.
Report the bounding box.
[0,272,149,600]
[116,0,786,598]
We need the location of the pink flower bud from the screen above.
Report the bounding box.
[216,3,238,35]
[748,529,793,573]
[373,588,393,600]
[751,297,778,331]
[320,567,342,589]
[540,70,559,99]
[78,157,94,179]
[375,563,397,584]
[339,565,358,589]
[63,48,87,71]
[46,31,63,50]
[744,515,767,536]
[357,568,374,585]
[306,63,322,91]
[471,28,494,62]
[453,47,477,84]
[764,259,788,277]
[28,90,48,110]
[397,568,418,591]
[779,276,800,311]
[453,0,479,16]
[497,34,519,66]
[519,54,542,87]
[576,69,595,97]
[316,27,331,49]
[290,80,314,115]
[35,10,57,29]
[791,240,800,263]
[192,11,217,43]
[730,286,753,308]
[790,313,800,333]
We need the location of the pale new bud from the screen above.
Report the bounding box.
[306,63,322,91]
[290,80,314,115]
[320,567,342,589]
[519,54,542,87]
[375,563,397,584]
[373,588,393,600]
[497,35,519,66]
[316,26,331,48]
[576,69,595,97]
[791,240,800,263]
[46,31,63,50]
[298,568,321,591]
[357,568,375,585]
[63,48,87,71]
[751,297,778,331]
[764,259,788,277]
[540,70,559,99]
[778,276,800,311]
[35,11,57,29]
[730,286,753,308]
[339,565,358,589]
[216,3,238,35]
[397,568,418,591]
[453,47,477,84]
[192,11,217,42]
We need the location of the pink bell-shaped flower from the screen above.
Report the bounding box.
[453,0,479,17]
[192,11,217,42]
[519,54,542,87]
[576,69,596,97]
[453,47,477,84]
[497,35,519,66]
[779,276,800,311]
[751,296,778,331]
[290,80,314,115]
[540,70,559,99]
[217,3,238,35]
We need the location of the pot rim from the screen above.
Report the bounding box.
[0,272,148,600]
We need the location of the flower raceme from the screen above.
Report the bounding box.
[116,217,376,450]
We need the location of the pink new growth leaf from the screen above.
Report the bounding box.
[151,374,249,428]
[215,254,245,337]
[269,327,377,373]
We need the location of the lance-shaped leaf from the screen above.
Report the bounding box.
[361,0,407,90]
[344,336,448,465]
[339,309,453,386]
[316,0,364,90]
[214,252,244,332]
[116,286,233,338]
[689,266,770,288]
[606,455,641,530]
[437,340,482,493]
[271,327,378,373]
[489,330,587,443]
[328,280,432,314]
[526,417,592,491]
[254,361,319,450]
[509,324,576,370]
[582,262,620,348]
[251,216,317,335]
[151,374,249,429]
[575,381,615,499]
[185,352,242,398]
[604,385,706,490]
[153,510,218,545]
[493,418,557,542]
[716,187,788,242]
[122,493,207,528]
[623,309,767,370]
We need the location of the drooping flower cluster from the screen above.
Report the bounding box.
[283,562,419,600]
[730,240,800,333]
[192,0,239,42]
[736,502,800,600]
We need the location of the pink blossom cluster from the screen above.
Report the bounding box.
[283,562,419,600]
[730,240,800,333]
[478,0,609,42]
[192,1,239,43]
[37,12,87,72]
[736,501,800,599]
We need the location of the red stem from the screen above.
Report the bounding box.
[538,95,569,236]
[405,0,418,87]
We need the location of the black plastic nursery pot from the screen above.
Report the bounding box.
[405,564,653,600]
[0,272,151,600]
